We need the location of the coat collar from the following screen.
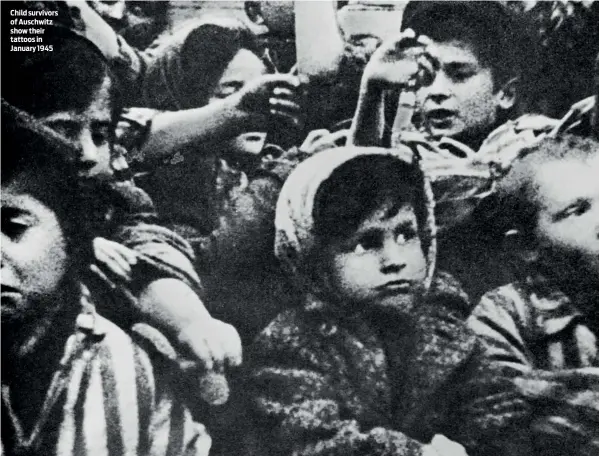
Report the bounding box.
[303,273,476,434]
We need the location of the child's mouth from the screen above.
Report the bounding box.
[377,280,412,293]
[1,285,22,309]
[425,109,455,127]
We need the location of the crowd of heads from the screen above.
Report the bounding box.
[1,103,111,342]
[1,1,598,456]
[4,28,119,179]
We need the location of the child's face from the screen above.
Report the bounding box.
[39,76,113,180]
[208,49,269,156]
[324,199,427,311]
[533,154,599,278]
[417,39,504,141]
[1,172,69,325]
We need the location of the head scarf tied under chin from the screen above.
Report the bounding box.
[274,146,437,301]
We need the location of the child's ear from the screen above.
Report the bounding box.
[496,77,518,111]
[502,228,539,265]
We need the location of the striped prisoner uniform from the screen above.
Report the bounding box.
[1,301,211,456]
[469,281,598,370]
[456,281,599,456]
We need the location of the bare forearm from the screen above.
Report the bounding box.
[349,81,386,147]
[295,1,344,77]
[140,96,249,161]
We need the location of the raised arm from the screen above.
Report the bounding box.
[349,30,437,147]
[349,75,388,147]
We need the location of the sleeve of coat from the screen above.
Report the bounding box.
[108,180,203,293]
[245,311,427,456]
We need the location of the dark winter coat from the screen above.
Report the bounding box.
[243,147,483,456]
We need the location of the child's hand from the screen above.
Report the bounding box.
[177,318,242,373]
[177,318,242,406]
[234,74,304,131]
[298,129,349,154]
[362,29,438,91]
[133,322,234,406]
[515,368,599,455]
[422,435,468,456]
[92,237,138,283]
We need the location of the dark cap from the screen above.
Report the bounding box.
[1,100,80,181]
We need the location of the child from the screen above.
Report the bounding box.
[117,17,304,344]
[2,26,241,399]
[1,105,210,456]
[350,1,522,154]
[467,135,599,456]
[243,146,481,456]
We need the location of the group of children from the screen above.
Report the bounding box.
[1,1,598,456]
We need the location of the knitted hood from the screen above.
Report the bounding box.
[274,146,437,300]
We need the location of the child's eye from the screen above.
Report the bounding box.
[450,72,472,82]
[352,234,380,253]
[92,126,111,147]
[558,201,590,220]
[1,217,30,240]
[395,229,416,245]
[446,67,476,83]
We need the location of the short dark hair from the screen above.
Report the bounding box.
[143,18,262,109]
[2,26,121,121]
[494,135,599,237]
[112,1,170,50]
[313,155,428,243]
[402,1,523,89]
[1,101,111,265]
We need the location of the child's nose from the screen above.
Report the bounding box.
[78,132,100,170]
[380,241,406,273]
[420,71,452,104]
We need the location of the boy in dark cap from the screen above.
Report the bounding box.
[1,102,211,456]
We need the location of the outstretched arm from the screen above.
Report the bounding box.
[135,74,303,164]
[349,77,387,147]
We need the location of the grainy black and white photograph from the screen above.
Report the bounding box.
[1,1,598,455]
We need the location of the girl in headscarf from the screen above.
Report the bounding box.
[242,146,483,456]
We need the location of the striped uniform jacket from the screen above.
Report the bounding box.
[469,281,598,370]
[1,301,211,456]
[459,281,599,456]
